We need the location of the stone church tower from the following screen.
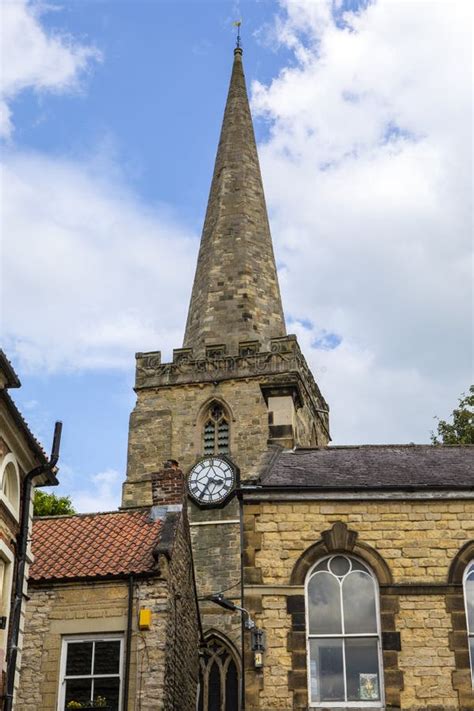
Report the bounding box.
[121,46,329,700]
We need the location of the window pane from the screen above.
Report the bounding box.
[351,559,369,573]
[94,641,121,675]
[465,571,474,633]
[345,638,381,702]
[225,659,238,711]
[308,572,342,634]
[329,555,350,577]
[342,571,377,634]
[66,642,93,676]
[94,677,120,710]
[65,678,92,708]
[309,638,344,703]
[208,661,221,711]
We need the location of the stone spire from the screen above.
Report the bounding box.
[183,48,286,357]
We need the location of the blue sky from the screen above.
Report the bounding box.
[2,0,471,511]
[11,1,290,222]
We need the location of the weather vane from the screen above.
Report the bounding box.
[233,20,242,49]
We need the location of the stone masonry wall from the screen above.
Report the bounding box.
[16,517,200,711]
[124,379,271,506]
[242,499,474,711]
[161,509,201,711]
[190,497,242,650]
[397,595,458,708]
[16,580,137,710]
[123,374,327,509]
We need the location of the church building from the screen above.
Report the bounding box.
[15,44,474,711]
[119,45,474,711]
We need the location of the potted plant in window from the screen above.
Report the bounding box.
[66,697,110,710]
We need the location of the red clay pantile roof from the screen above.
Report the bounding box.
[30,509,163,582]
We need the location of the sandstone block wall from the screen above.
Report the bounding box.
[124,374,327,509]
[161,508,201,711]
[16,581,137,711]
[16,514,201,711]
[242,499,474,710]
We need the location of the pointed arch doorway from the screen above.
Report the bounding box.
[198,633,241,711]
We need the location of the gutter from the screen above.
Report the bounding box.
[237,485,474,501]
[3,421,62,711]
[122,575,134,711]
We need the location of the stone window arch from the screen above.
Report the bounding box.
[0,453,20,519]
[463,560,474,685]
[198,632,240,711]
[446,541,474,701]
[286,523,403,709]
[201,401,230,456]
[290,521,393,586]
[305,553,384,707]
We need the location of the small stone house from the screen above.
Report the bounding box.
[17,464,201,711]
[0,350,58,709]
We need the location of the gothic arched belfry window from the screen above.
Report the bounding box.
[203,403,230,455]
[198,634,240,711]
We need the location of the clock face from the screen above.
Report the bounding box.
[187,457,236,507]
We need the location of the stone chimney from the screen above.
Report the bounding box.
[151,460,185,512]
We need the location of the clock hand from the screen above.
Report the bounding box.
[201,478,213,494]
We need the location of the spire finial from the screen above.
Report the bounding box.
[233,20,242,50]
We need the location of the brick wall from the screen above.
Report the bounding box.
[152,462,184,506]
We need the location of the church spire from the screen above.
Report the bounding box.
[183,47,286,357]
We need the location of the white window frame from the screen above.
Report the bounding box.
[0,454,20,521]
[0,541,14,666]
[305,554,385,709]
[58,633,124,711]
[463,560,474,687]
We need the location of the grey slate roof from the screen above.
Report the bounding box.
[259,445,474,490]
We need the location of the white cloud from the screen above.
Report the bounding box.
[2,150,196,372]
[65,467,122,513]
[0,0,100,138]
[253,0,472,443]
[1,0,471,452]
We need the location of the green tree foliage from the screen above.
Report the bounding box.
[431,386,474,445]
[33,490,76,517]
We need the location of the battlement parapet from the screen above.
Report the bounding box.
[135,335,329,428]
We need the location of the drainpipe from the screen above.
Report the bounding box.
[4,421,62,711]
[122,574,134,711]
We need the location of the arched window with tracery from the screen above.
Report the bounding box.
[198,635,240,711]
[202,403,230,455]
[463,560,474,684]
[306,554,384,708]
